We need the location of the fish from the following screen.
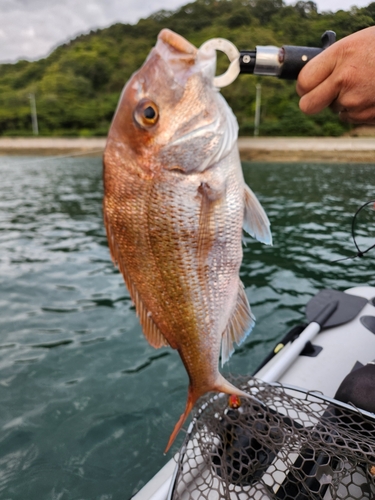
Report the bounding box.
[103,28,272,453]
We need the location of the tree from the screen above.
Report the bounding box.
[294,1,318,18]
[0,0,366,137]
[251,0,284,24]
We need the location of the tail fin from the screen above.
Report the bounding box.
[164,386,197,454]
[214,373,249,399]
[164,375,249,454]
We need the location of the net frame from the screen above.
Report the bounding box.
[168,378,375,500]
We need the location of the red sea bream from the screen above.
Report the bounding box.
[103,29,272,452]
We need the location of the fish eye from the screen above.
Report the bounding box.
[134,99,159,128]
[144,106,156,119]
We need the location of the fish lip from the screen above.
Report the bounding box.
[151,29,216,89]
[153,30,198,70]
[158,29,197,57]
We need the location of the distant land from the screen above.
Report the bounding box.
[1,0,375,138]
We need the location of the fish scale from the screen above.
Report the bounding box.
[103,28,272,452]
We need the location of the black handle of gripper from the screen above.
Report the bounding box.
[279,30,336,80]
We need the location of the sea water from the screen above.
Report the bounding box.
[0,156,374,499]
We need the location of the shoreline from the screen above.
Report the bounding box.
[0,136,375,163]
[238,137,375,163]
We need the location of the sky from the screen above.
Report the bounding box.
[0,0,372,63]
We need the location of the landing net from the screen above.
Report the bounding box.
[169,377,375,500]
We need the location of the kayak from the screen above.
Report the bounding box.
[132,286,375,500]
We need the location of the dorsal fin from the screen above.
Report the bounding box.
[221,282,255,366]
[243,184,272,245]
[104,213,170,349]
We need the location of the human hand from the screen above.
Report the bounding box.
[296,26,375,124]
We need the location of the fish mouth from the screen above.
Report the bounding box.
[158,29,197,57]
[154,30,238,171]
[154,29,216,88]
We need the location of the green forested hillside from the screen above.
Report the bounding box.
[1,0,375,137]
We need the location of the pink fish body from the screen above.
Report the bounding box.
[103,29,272,452]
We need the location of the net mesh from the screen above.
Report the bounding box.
[170,377,375,500]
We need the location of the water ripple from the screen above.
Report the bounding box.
[0,158,374,498]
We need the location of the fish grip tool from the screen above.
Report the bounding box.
[168,377,375,499]
[202,30,336,88]
[239,30,336,80]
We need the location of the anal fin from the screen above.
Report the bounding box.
[221,282,255,366]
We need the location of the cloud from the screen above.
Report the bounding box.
[0,0,186,63]
[0,0,372,63]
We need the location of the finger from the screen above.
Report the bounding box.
[339,107,375,125]
[296,45,337,97]
[330,99,347,114]
[299,75,340,115]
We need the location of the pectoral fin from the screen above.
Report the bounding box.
[221,282,255,366]
[197,181,223,261]
[243,184,272,245]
